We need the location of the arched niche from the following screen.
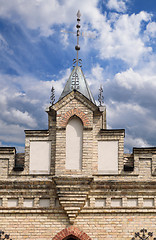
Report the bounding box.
[66,116,83,170]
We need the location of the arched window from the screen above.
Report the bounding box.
[66,116,83,170]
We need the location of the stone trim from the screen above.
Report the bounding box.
[100,129,125,137]
[60,108,91,128]
[24,130,49,137]
[0,148,16,154]
[52,226,92,240]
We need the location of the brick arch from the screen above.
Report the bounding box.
[52,226,92,240]
[60,108,90,128]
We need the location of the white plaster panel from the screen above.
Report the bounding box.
[127,198,138,207]
[143,198,154,207]
[29,141,51,174]
[66,117,83,170]
[95,198,106,207]
[23,199,34,207]
[111,198,122,207]
[8,199,18,207]
[39,199,50,207]
[98,141,118,174]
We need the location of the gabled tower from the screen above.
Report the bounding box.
[45,11,110,223]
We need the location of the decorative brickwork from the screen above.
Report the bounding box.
[52,226,92,240]
[60,108,90,128]
[54,176,93,223]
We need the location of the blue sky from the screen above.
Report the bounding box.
[0,0,156,153]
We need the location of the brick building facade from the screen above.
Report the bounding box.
[0,61,156,240]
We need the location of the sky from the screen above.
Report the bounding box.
[0,0,156,153]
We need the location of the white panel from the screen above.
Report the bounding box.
[127,198,138,207]
[8,199,18,207]
[66,117,83,170]
[39,199,50,207]
[29,141,51,174]
[23,199,34,207]
[98,141,118,174]
[95,198,106,207]
[0,199,2,206]
[143,198,154,207]
[111,198,122,207]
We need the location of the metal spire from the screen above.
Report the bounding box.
[98,85,104,106]
[50,86,55,106]
[73,10,82,67]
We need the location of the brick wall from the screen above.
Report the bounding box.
[0,214,156,239]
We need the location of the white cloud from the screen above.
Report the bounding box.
[0,34,8,50]
[0,67,70,149]
[0,119,25,144]
[0,0,154,67]
[106,0,128,13]
[0,34,13,54]
[0,0,100,36]
[125,135,151,149]
[60,30,69,48]
[107,101,149,124]
[11,109,37,127]
[85,64,105,98]
[115,67,156,91]
[145,22,156,38]
[95,11,152,66]
[115,68,143,90]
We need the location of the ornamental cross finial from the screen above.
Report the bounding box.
[131,229,154,240]
[50,86,55,106]
[73,10,82,67]
[0,230,12,240]
[98,85,104,106]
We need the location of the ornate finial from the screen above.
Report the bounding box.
[131,229,153,240]
[50,86,55,106]
[0,230,12,240]
[98,85,104,106]
[71,71,79,90]
[74,10,82,67]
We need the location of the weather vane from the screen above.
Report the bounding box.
[73,10,82,67]
[98,85,104,106]
[61,10,96,67]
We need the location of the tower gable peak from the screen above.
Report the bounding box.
[59,66,95,104]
